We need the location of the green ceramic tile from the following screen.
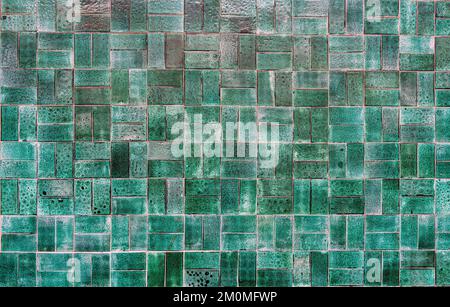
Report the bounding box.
[0,0,448,288]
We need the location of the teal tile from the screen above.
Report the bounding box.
[0,0,447,288]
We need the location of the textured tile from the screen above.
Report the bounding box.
[0,0,448,288]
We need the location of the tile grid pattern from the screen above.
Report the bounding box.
[0,0,450,286]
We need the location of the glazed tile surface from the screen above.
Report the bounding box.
[0,0,449,287]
